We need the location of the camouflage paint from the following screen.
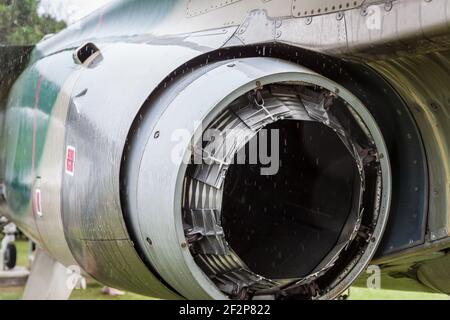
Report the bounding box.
[2,0,179,241]
[3,51,77,240]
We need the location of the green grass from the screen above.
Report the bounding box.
[70,281,152,300]
[0,241,448,300]
[349,287,448,300]
[14,241,29,268]
[0,287,24,300]
[0,282,152,300]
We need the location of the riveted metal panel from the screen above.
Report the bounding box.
[187,0,243,17]
[291,0,365,17]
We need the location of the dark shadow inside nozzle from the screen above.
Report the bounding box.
[222,120,359,279]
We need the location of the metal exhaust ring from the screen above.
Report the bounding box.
[127,57,391,299]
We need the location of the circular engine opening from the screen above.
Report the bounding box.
[222,120,359,280]
[182,82,386,300]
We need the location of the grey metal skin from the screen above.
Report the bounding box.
[0,0,449,298]
[60,44,207,298]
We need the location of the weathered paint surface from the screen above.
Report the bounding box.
[0,0,449,296]
[3,52,74,239]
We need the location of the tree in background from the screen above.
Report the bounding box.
[0,0,66,45]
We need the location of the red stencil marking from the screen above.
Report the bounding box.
[35,189,42,217]
[66,146,76,176]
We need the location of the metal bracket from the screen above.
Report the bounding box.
[23,249,78,300]
[235,10,283,46]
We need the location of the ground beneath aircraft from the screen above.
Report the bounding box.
[0,241,447,300]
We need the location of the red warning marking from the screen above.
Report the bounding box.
[66,146,76,176]
[35,189,42,217]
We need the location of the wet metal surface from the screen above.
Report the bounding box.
[0,0,448,298]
